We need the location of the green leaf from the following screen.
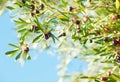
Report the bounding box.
[107,79,116,82]
[116,0,120,9]
[59,17,69,21]
[20,30,29,41]
[6,6,15,10]
[62,75,71,78]
[94,79,100,82]
[17,28,26,33]
[15,51,22,60]
[27,54,31,60]
[51,34,59,43]
[47,17,56,24]
[34,16,44,32]
[5,49,19,57]
[18,18,29,24]
[112,74,120,80]
[57,10,68,18]
[102,67,112,70]
[79,76,88,78]
[14,18,29,25]
[32,34,43,43]
[8,43,18,48]
[83,27,87,36]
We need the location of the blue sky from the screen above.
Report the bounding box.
[0,11,59,82]
[0,11,87,82]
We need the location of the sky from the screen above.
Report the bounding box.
[0,11,87,82]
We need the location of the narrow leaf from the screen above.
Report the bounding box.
[27,54,31,60]
[116,0,120,9]
[5,49,19,57]
[18,28,26,32]
[112,74,120,80]
[34,16,44,32]
[8,43,18,48]
[32,34,43,43]
[15,51,22,60]
[51,34,59,43]
[6,6,15,10]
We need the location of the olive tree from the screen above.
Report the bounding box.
[1,0,120,82]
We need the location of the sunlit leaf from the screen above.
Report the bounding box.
[116,0,120,9]
[6,6,14,10]
[8,43,18,48]
[5,49,19,57]
[32,34,43,43]
[15,51,22,60]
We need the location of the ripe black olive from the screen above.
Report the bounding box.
[36,10,40,14]
[30,5,35,10]
[24,46,29,52]
[69,7,73,12]
[22,0,26,4]
[40,4,44,10]
[75,20,80,25]
[45,32,52,40]
[116,55,120,63]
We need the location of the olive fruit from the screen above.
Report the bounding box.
[31,0,34,3]
[103,37,108,42]
[112,14,120,20]
[107,71,111,76]
[83,16,89,22]
[31,12,35,16]
[112,39,119,46]
[61,33,66,36]
[69,7,74,12]
[89,39,93,43]
[118,38,120,44]
[75,20,80,25]
[101,77,107,81]
[31,25,39,32]
[116,55,120,63]
[22,0,26,3]
[104,27,110,32]
[40,4,44,10]
[23,46,29,53]
[45,32,52,40]
[30,5,35,10]
[36,10,40,14]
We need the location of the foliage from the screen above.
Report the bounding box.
[1,0,120,82]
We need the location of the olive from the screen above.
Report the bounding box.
[36,10,40,14]
[101,77,107,81]
[31,12,35,16]
[75,20,80,25]
[31,25,39,32]
[83,16,89,22]
[89,39,93,43]
[116,55,120,63]
[40,4,44,10]
[112,39,119,46]
[24,46,29,52]
[103,37,108,42]
[45,32,52,40]
[30,5,35,10]
[107,71,111,76]
[22,0,26,4]
[69,7,74,12]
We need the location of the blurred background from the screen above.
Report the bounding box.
[0,10,87,82]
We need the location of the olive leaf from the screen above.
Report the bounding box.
[5,49,19,57]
